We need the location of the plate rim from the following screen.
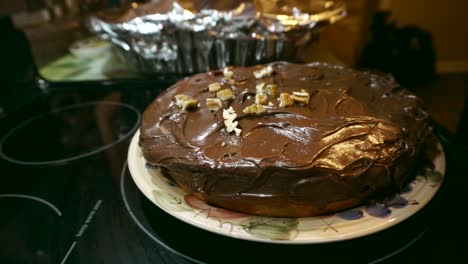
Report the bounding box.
[128,130,446,244]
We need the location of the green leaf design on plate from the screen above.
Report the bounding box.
[240,217,298,240]
[152,190,192,212]
[424,170,443,183]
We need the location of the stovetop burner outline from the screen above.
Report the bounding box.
[368,228,427,264]
[0,101,140,166]
[0,194,62,216]
[120,161,202,264]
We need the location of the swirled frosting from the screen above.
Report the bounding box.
[139,62,432,217]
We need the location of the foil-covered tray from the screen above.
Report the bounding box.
[88,0,346,75]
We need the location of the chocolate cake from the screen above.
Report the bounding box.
[139,62,433,217]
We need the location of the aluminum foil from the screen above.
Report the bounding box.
[88,0,346,75]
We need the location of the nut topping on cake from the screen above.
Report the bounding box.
[265,84,278,98]
[279,93,294,107]
[291,89,310,105]
[223,67,234,78]
[174,94,198,110]
[243,104,266,115]
[255,93,268,105]
[222,106,242,136]
[255,82,266,93]
[256,82,278,98]
[206,98,223,111]
[216,88,235,101]
[253,65,273,79]
[208,82,222,93]
[223,67,236,84]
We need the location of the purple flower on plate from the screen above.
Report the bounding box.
[336,209,364,220]
[386,195,408,209]
[365,205,391,218]
[400,184,413,194]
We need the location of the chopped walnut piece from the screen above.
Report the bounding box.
[256,83,277,98]
[222,106,242,136]
[291,89,310,105]
[182,99,198,110]
[253,65,273,79]
[223,67,234,79]
[208,82,222,93]
[175,94,198,110]
[222,67,236,84]
[222,106,237,120]
[206,98,223,111]
[233,127,242,136]
[243,104,266,114]
[175,94,190,108]
[256,82,266,93]
[225,78,236,85]
[255,93,268,105]
[216,88,234,101]
[265,84,278,98]
[279,93,294,107]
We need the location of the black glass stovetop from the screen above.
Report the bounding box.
[0,80,467,264]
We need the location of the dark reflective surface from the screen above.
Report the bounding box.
[0,102,139,165]
[0,81,466,264]
[0,84,166,264]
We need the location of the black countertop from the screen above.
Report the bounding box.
[0,79,467,264]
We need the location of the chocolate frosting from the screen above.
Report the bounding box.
[139,62,431,217]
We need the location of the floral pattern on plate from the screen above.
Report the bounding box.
[128,131,446,244]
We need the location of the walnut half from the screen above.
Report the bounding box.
[279,93,294,107]
[243,104,266,114]
[256,83,278,98]
[175,94,198,110]
[208,82,222,93]
[216,88,234,101]
[291,89,310,105]
[206,98,223,112]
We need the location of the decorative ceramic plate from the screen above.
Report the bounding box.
[128,130,445,244]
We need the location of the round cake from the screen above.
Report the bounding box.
[139,62,433,217]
